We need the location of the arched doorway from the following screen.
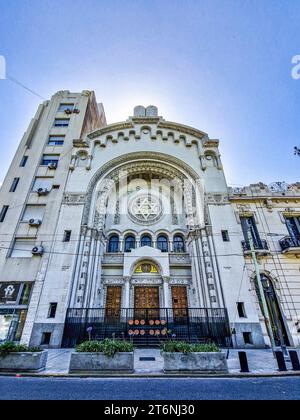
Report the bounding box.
[133,262,161,319]
[256,275,290,347]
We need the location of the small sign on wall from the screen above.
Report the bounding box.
[0,283,21,305]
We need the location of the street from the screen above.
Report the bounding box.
[0,377,299,400]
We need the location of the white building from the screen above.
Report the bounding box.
[0,90,299,349]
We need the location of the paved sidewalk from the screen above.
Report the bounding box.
[45,349,72,375]
[37,348,299,377]
[227,349,291,374]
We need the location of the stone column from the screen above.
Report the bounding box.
[86,155,92,171]
[123,277,131,309]
[69,226,87,308]
[90,231,105,308]
[69,155,77,171]
[163,277,171,308]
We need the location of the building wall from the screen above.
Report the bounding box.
[0,90,104,347]
[230,184,300,348]
[0,94,299,349]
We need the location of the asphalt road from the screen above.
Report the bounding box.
[0,377,299,400]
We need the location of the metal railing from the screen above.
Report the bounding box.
[279,236,300,252]
[62,307,232,348]
[242,239,269,252]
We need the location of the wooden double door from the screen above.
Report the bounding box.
[134,287,160,318]
[105,285,189,319]
[171,286,188,318]
[105,287,122,320]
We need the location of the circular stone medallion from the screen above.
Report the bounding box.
[128,194,163,225]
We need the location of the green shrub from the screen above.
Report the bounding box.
[0,342,42,358]
[161,341,220,354]
[76,339,134,357]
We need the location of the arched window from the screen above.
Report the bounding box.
[157,235,169,252]
[141,235,152,247]
[124,235,136,252]
[76,151,88,167]
[108,235,119,253]
[173,235,185,253]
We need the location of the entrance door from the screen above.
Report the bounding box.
[134,287,160,319]
[256,276,290,347]
[172,286,188,319]
[105,287,122,321]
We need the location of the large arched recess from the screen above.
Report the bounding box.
[82,151,204,227]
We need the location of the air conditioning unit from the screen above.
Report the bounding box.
[48,162,57,170]
[32,246,44,256]
[29,219,42,227]
[37,188,49,196]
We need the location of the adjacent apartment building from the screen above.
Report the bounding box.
[0,90,299,349]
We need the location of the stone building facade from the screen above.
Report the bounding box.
[0,90,299,349]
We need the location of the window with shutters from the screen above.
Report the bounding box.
[32,177,53,192]
[10,239,36,258]
[22,205,46,222]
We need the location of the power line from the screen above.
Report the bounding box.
[6,75,47,101]
[0,243,299,260]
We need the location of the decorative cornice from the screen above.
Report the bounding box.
[131,117,160,124]
[206,193,230,205]
[158,121,207,139]
[169,278,191,285]
[203,139,219,148]
[229,182,300,200]
[88,122,134,139]
[73,139,90,148]
[63,193,87,205]
[86,118,208,142]
[131,278,163,285]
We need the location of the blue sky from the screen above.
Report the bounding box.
[0,0,299,186]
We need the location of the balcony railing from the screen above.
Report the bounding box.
[242,239,269,253]
[279,236,300,253]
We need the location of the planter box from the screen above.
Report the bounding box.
[69,352,134,373]
[162,352,228,373]
[0,351,48,373]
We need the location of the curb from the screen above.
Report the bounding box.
[0,371,300,379]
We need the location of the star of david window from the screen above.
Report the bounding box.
[128,194,163,225]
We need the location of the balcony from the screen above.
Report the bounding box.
[241,239,270,257]
[279,236,300,255]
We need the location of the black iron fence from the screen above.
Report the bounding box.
[62,308,232,348]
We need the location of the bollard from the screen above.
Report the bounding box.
[289,351,300,371]
[238,351,250,373]
[275,351,287,372]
